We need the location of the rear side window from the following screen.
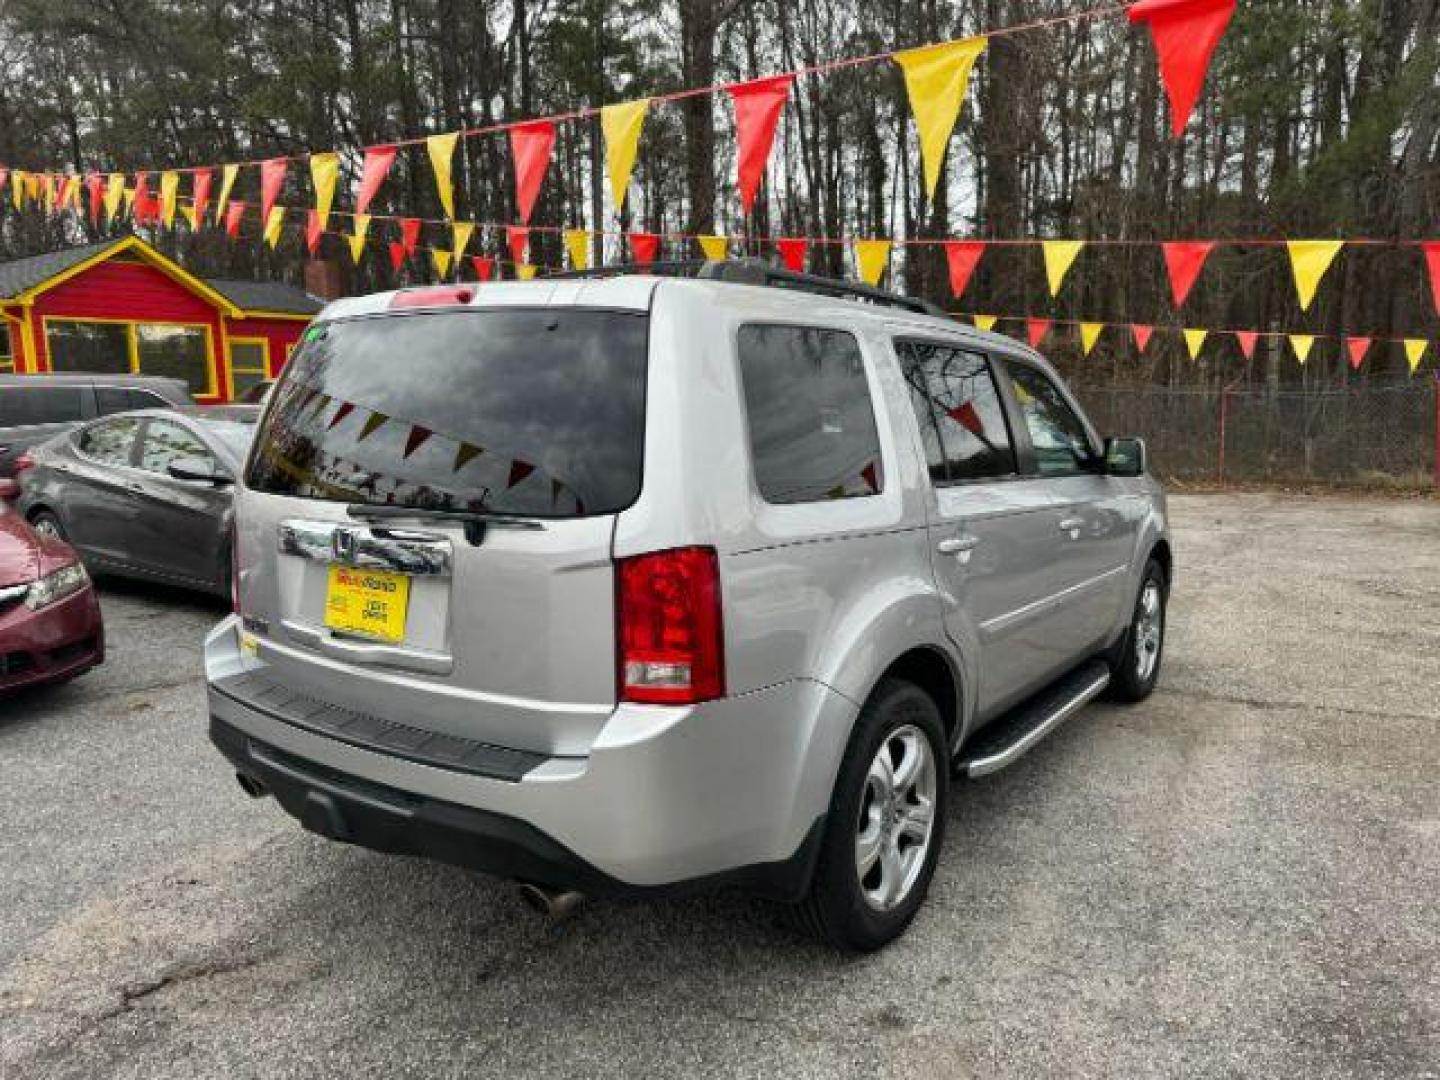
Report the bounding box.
[738,325,883,504]
[0,386,86,426]
[898,342,1016,482]
[77,417,141,465]
[139,420,212,474]
[247,310,648,517]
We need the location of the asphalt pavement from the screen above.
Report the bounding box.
[1,492,1436,1079]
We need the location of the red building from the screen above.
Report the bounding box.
[0,235,320,403]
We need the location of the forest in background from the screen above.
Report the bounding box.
[0,0,1437,389]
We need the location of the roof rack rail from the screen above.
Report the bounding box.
[549,257,950,318]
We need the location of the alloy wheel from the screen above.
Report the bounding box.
[855,723,937,912]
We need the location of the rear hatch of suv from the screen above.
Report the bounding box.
[236,304,649,757]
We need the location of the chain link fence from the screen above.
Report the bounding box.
[1076,380,1440,489]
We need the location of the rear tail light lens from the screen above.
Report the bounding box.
[617,546,724,704]
[389,286,473,309]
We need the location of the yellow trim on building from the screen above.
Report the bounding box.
[223,334,270,401]
[230,309,315,322]
[14,235,243,317]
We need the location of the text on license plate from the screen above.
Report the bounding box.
[324,565,411,643]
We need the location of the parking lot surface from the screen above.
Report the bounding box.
[1,492,1436,1079]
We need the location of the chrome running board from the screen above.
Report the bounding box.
[957,660,1111,778]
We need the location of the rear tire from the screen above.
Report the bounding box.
[795,677,948,952]
[1106,558,1167,703]
[29,510,66,543]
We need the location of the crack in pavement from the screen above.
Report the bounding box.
[1157,685,1440,725]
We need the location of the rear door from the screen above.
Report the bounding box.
[63,416,144,563]
[129,417,229,586]
[896,340,1074,718]
[239,306,650,756]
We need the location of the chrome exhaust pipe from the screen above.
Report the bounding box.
[235,772,269,799]
[516,882,584,920]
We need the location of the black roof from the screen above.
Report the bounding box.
[0,240,322,315]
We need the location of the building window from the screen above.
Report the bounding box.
[46,320,131,375]
[229,339,269,399]
[136,324,210,394]
[0,322,15,371]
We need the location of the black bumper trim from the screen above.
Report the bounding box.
[211,671,549,782]
[210,715,824,902]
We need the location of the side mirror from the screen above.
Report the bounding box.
[0,478,19,502]
[1103,436,1147,477]
[167,456,233,486]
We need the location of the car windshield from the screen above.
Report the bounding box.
[245,309,649,518]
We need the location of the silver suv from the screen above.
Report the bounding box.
[205,263,1169,951]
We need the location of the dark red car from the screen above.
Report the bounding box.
[0,478,104,692]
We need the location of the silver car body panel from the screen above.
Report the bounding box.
[210,274,1169,887]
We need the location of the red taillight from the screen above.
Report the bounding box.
[617,546,724,705]
[389,286,473,309]
[13,453,35,474]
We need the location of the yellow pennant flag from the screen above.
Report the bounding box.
[1405,338,1429,374]
[263,206,285,248]
[215,164,239,223]
[159,171,180,226]
[564,228,590,271]
[1184,328,1208,360]
[103,173,125,220]
[854,239,891,285]
[9,171,22,209]
[310,152,340,232]
[122,186,135,213]
[1080,322,1104,355]
[1289,334,1315,365]
[426,132,460,219]
[348,214,371,264]
[1042,240,1085,296]
[517,264,539,281]
[451,221,474,265]
[698,235,728,261]
[432,248,453,280]
[973,314,998,332]
[601,99,650,211]
[894,37,987,201]
[1286,240,1344,311]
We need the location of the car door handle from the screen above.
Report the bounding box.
[936,535,979,555]
[1058,517,1085,534]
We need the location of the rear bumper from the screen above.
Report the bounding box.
[0,584,104,692]
[204,615,854,897]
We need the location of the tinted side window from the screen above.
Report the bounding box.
[77,417,141,465]
[0,386,86,426]
[898,343,1016,482]
[96,387,131,415]
[1004,362,1093,476]
[129,390,174,410]
[139,420,211,474]
[738,325,883,504]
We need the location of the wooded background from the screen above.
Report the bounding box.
[1,0,1437,389]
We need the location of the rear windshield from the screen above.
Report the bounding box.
[246,309,648,517]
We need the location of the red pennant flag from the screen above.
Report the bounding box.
[861,461,879,493]
[56,175,76,211]
[1423,242,1440,317]
[728,74,793,215]
[85,172,103,226]
[132,173,150,221]
[630,232,660,266]
[1235,330,1259,360]
[1131,325,1155,352]
[399,217,422,255]
[259,157,288,228]
[947,400,986,438]
[1161,240,1214,306]
[328,401,355,429]
[471,256,495,282]
[388,241,406,272]
[224,200,246,238]
[137,192,161,225]
[507,461,535,489]
[943,241,986,298]
[510,120,556,225]
[356,145,397,215]
[506,226,530,268]
[304,210,324,255]
[191,169,213,225]
[1346,337,1371,370]
[776,238,808,273]
[1129,0,1237,137]
[403,426,433,458]
[1026,318,1052,348]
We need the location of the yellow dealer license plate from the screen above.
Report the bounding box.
[324,565,411,643]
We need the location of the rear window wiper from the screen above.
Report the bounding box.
[346,504,544,546]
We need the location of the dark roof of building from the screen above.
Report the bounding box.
[204,278,323,315]
[0,242,114,300]
[0,239,322,315]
